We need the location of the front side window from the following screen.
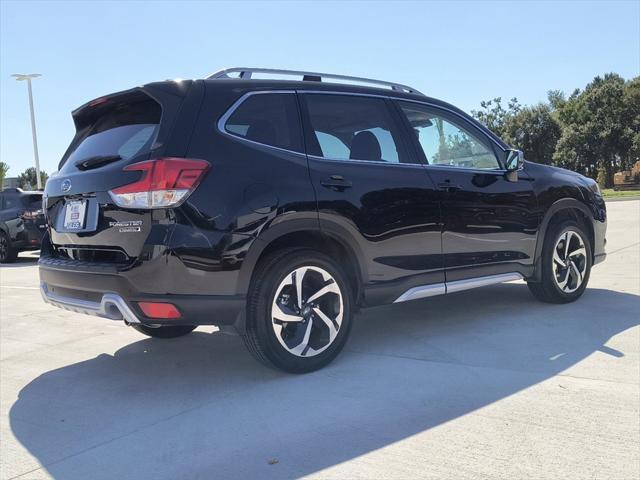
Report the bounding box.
[223,93,303,152]
[399,102,500,170]
[303,94,410,164]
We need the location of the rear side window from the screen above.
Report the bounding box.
[302,94,410,164]
[61,97,161,171]
[223,93,303,152]
[2,195,19,209]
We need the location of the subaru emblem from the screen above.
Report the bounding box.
[61,179,72,193]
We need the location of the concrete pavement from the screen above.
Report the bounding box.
[1,200,638,480]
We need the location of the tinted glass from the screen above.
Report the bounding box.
[304,94,409,164]
[399,103,500,169]
[224,93,303,152]
[63,99,161,170]
[22,194,43,209]
[2,195,19,209]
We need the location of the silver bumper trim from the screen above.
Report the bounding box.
[40,283,141,324]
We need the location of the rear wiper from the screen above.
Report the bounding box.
[75,154,122,170]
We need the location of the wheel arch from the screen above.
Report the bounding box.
[236,219,366,304]
[532,198,595,281]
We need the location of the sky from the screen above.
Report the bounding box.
[1,0,638,177]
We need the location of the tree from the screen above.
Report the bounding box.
[596,167,607,189]
[553,73,634,185]
[473,96,560,164]
[621,76,640,167]
[17,167,48,190]
[0,162,8,189]
[547,90,566,110]
[501,103,561,164]
[471,97,521,139]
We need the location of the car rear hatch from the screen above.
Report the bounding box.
[20,192,47,244]
[44,80,204,265]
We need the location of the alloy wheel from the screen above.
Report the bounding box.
[271,266,343,357]
[0,235,8,261]
[552,230,588,294]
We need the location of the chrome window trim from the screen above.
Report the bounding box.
[307,154,424,168]
[216,89,510,170]
[423,163,507,174]
[216,90,306,157]
[301,90,391,100]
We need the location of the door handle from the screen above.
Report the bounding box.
[436,182,461,192]
[321,175,353,191]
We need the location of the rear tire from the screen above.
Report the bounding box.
[131,324,196,338]
[0,231,18,263]
[527,219,592,304]
[243,248,354,373]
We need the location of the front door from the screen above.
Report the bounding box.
[395,101,539,283]
[298,92,443,304]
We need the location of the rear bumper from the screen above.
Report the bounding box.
[11,221,45,250]
[41,282,142,323]
[39,256,246,327]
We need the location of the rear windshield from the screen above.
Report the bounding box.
[0,194,41,210]
[22,194,43,209]
[61,97,161,170]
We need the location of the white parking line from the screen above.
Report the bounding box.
[0,286,40,290]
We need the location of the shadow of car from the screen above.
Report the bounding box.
[9,284,639,479]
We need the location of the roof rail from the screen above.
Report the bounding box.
[207,67,424,95]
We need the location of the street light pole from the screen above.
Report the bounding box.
[12,73,42,189]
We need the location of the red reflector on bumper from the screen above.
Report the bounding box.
[137,302,181,319]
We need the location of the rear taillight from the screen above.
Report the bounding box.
[109,158,209,209]
[21,209,43,219]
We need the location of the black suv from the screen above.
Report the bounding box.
[39,68,607,372]
[1,188,45,262]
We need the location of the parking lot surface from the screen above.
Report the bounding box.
[1,200,639,480]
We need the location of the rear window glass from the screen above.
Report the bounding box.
[62,98,161,170]
[22,194,43,209]
[223,93,303,152]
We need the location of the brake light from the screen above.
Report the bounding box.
[109,158,209,209]
[89,97,109,107]
[137,302,181,319]
[21,209,43,219]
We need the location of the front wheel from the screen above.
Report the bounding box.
[528,220,592,303]
[130,324,196,338]
[243,248,354,373]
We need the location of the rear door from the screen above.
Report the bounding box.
[299,92,443,304]
[395,101,538,282]
[44,81,203,260]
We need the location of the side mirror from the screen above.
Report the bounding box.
[505,149,524,181]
